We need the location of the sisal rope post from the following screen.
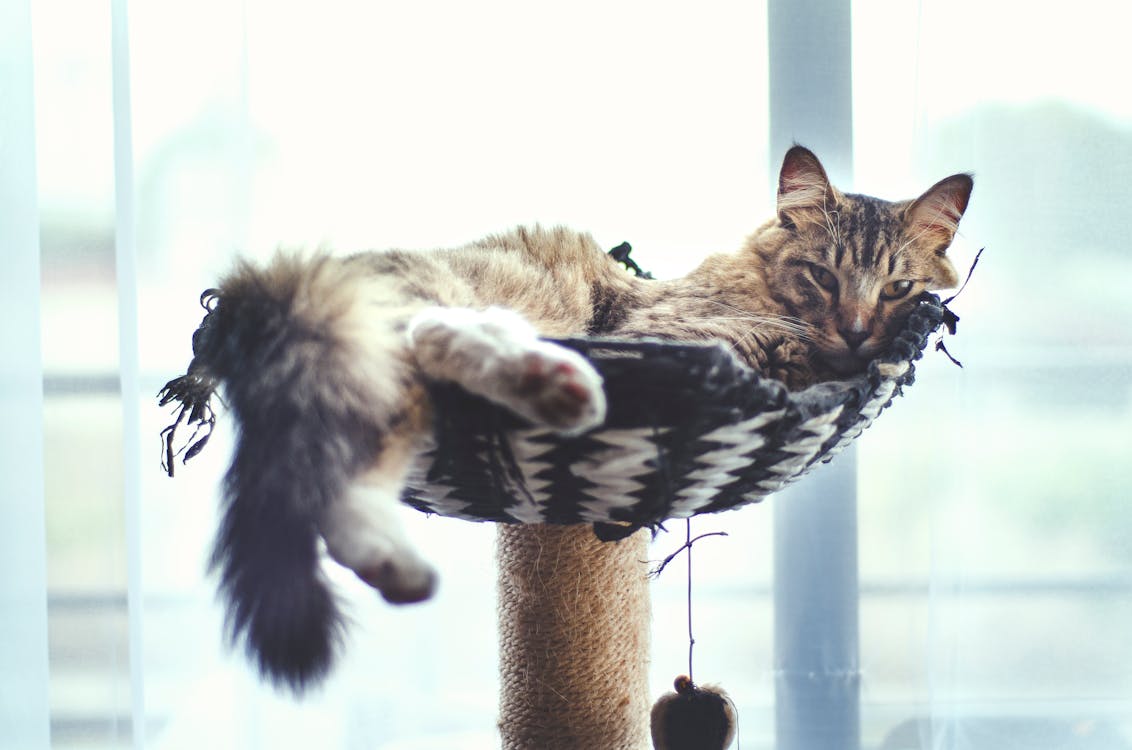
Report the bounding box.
[497,523,652,750]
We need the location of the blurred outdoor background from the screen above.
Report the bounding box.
[4,0,1131,748]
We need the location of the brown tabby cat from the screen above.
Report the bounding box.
[173,146,971,690]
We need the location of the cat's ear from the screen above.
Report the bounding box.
[777,145,836,229]
[904,173,972,288]
[904,173,973,249]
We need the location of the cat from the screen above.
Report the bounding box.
[164,145,971,690]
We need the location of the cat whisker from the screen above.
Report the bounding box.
[725,317,818,360]
[702,298,758,317]
[706,317,812,336]
[703,299,804,328]
[763,317,815,337]
[819,196,843,249]
[700,300,815,340]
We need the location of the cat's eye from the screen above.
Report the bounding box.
[809,264,838,292]
[881,280,914,300]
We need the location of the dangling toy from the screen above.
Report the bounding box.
[649,520,738,749]
[651,675,737,750]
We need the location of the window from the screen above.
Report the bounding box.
[853,2,1132,748]
[5,1,1131,748]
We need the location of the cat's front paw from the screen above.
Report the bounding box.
[765,338,820,391]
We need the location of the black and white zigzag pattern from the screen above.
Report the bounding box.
[402,295,945,532]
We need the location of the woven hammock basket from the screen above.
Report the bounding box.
[402,293,945,535]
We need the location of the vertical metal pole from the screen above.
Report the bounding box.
[768,0,854,184]
[0,1,51,746]
[768,1,860,749]
[773,449,861,750]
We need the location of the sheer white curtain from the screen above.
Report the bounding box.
[853,2,1132,748]
[7,0,1132,749]
[14,0,771,748]
[1,0,51,746]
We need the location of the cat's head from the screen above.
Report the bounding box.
[760,145,972,375]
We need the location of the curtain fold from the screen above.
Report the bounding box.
[111,0,147,747]
[0,0,51,745]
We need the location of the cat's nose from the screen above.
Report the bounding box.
[838,327,870,351]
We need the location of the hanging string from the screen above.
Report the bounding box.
[685,518,695,683]
[647,520,729,681]
[649,520,739,750]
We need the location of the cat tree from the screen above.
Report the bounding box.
[399,296,947,748]
[160,275,948,748]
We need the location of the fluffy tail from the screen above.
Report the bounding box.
[161,253,393,691]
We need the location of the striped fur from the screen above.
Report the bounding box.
[175,146,970,691]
